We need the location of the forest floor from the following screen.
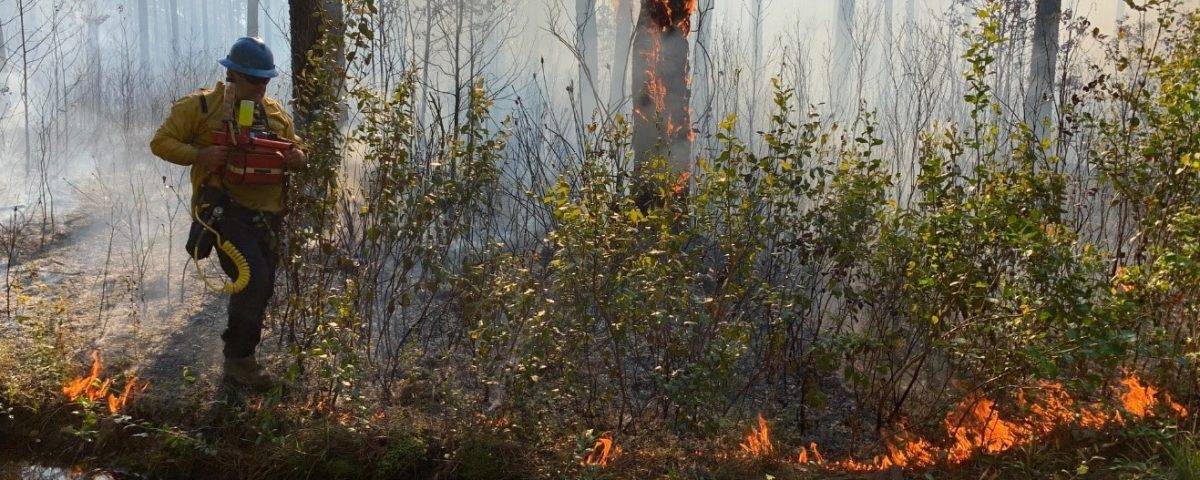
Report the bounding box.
[2,197,234,399]
[0,200,1197,480]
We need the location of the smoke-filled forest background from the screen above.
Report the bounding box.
[2,0,1200,479]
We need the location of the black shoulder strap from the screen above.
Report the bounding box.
[256,102,269,127]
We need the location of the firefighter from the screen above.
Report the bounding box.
[150,37,307,392]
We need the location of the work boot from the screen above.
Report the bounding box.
[222,356,275,393]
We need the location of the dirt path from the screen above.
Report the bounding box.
[4,200,234,400]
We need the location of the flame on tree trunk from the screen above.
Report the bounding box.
[631,0,695,206]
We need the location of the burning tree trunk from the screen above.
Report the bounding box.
[631,0,695,203]
[576,0,598,116]
[609,0,634,111]
[1025,0,1061,141]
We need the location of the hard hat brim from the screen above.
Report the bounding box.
[219,58,279,79]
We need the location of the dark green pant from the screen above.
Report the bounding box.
[215,206,280,359]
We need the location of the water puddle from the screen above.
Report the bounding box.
[2,464,124,480]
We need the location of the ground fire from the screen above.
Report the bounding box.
[62,350,141,415]
[742,374,1189,473]
[583,432,621,467]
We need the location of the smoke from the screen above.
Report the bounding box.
[0,0,1174,324]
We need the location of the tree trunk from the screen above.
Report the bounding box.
[749,0,763,140]
[631,0,694,202]
[262,0,273,48]
[18,0,30,171]
[692,0,714,142]
[0,8,7,68]
[905,0,915,56]
[248,0,260,36]
[417,0,434,122]
[169,0,179,55]
[833,0,855,115]
[608,0,633,111]
[84,9,107,113]
[883,0,894,80]
[576,0,597,116]
[202,0,210,53]
[290,0,322,127]
[880,0,894,115]
[1025,0,1061,140]
[138,0,149,71]
[290,0,344,128]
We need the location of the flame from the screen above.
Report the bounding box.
[582,432,621,467]
[646,73,668,117]
[672,171,692,195]
[1019,380,1076,435]
[878,431,937,469]
[739,413,774,458]
[796,442,825,464]
[62,350,142,415]
[62,351,103,401]
[107,376,139,414]
[1112,266,1136,293]
[1120,375,1158,418]
[1163,393,1189,418]
[634,0,694,146]
[945,397,1025,460]
[785,374,1188,473]
[647,0,697,32]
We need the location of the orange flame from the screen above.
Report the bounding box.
[1018,380,1076,435]
[945,397,1025,460]
[1120,375,1158,418]
[791,373,1187,473]
[107,376,139,414]
[796,442,825,464]
[672,171,692,195]
[582,432,621,467]
[62,350,103,401]
[635,0,693,140]
[739,413,774,458]
[648,0,697,32]
[62,350,142,415]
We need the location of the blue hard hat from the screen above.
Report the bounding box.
[218,37,278,79]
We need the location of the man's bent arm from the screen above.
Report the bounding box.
[150,98,201,166]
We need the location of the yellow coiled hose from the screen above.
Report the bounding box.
[191,205,251,295]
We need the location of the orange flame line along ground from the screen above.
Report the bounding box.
[758,374,1188,473]
[61,350,142,415]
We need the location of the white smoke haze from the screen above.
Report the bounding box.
[0,0,1190,319]
[2,3,1199,476]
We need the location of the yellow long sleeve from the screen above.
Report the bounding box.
[150,96,203,166]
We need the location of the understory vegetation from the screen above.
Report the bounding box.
[2,1,1199,478]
